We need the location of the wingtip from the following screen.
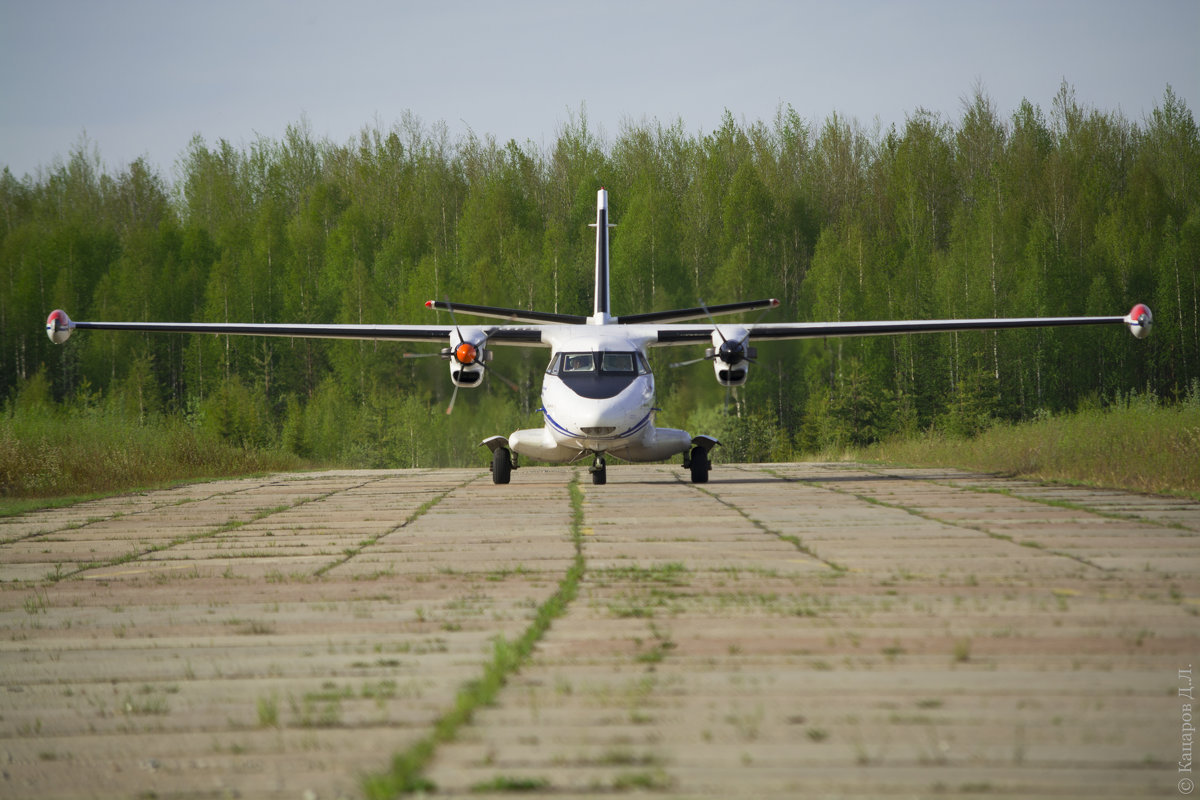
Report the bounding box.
[1126,303,1153,339]
[46,309,73,344]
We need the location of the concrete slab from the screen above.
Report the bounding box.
[0,463,1197,799]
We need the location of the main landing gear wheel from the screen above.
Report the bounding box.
[689,445,710,484]
[491,447,512,485]
[590,456,607,486]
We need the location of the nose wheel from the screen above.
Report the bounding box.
[590,455,607,485]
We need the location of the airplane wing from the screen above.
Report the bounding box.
[47,304,1152,348]
[44,311,546,346]
[652,304,1152,344]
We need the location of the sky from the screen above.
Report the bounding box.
[1,0,1198,181]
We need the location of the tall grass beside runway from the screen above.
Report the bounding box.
[6,384,1197,507]
[854,391,1200,499]
[0,402,304,504]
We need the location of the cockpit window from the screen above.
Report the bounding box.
[563,353,596,373]
[548,351,649,377]
[549,351,650,397]
[600,352,635,373]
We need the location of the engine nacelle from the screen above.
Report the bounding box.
[450,361,485,387]
[711,353,751,386]
[445,327,490,387]
[709,326,753,387]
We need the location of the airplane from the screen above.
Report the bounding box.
[45,188,1153,486]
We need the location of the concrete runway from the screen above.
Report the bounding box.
[1,463,1198,799]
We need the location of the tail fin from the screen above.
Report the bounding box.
[591,188,612,322]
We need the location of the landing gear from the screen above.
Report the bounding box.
[590,455,607,485]
[688,445,710,484]
[491,447,513,484]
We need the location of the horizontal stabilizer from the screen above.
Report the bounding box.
[425,300,584,325]
[617,299,779,325]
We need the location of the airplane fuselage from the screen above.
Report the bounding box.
[503,327,694,465]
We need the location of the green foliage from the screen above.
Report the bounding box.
[197,376,273,448]
[935,365,1001,438]
[2,86,1198,477]
[689,405,793,463]
[0,397,302,499]
[858,386,1200,498]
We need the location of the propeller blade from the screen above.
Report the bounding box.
[403,351,443,359]
[445,382,460,415]
[737,302,778,344]
[698,298,728,344]
[669,356,709,368]
[701,297,750,366]
[481,362,519,392]
[443,295,465,343]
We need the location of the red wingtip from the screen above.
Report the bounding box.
[770,298,780,307]
[1126,303,1153,339]
[425,300,434,308]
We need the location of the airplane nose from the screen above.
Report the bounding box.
[573,400,615,430]
[560,398,636,439]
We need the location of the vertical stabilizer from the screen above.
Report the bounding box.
[592,188,611,322]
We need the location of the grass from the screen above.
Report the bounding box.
[10,388,1194,511]
[256,693,280,728]
[850,396,1200,499]
[361,471,588,798]
[0,405,307,507]
[469,775,551,793]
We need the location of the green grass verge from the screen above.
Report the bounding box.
[361,472,587,797]
[849,399,1200,499]
[0,406,307,505]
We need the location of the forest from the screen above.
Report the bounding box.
[2,83,1198,470]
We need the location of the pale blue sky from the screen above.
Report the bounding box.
[2,0,1197,180]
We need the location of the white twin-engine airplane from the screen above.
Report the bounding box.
[47,189,1153,485]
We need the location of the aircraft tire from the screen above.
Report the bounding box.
[492,447,512,484]
[689,446,710,483]
[592,461,607,485]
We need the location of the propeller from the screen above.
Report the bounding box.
[406,298,517,414]
[715,328,753,366]
[668,299,763,369]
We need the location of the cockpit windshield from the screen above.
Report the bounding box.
[562,353,595,373]
[600,352,636,373]
[546,352,650,400]
[549,351,648,376]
